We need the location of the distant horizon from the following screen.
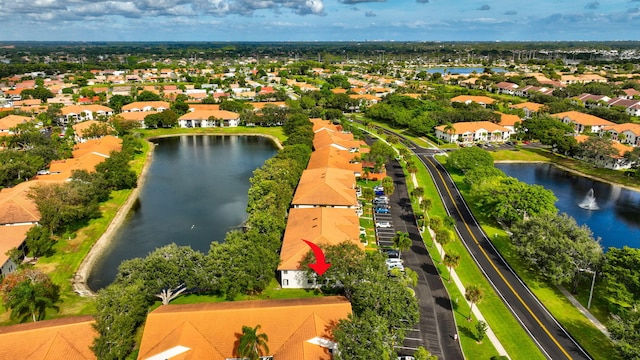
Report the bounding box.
[2,1,639,42]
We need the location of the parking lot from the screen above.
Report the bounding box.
[375,212,396,247]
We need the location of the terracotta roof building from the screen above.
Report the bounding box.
[291,168,357,209]
[0,181,43,225]
[450,95,496,107]
[0,316,97,360]
[137,297,352,360]
[278,208,362,288]
[550,111,615,134]
[0,224,33,276]
[307,146,363,177]
[0,114,32,133]
[178,110,240,128]
[121,101,170,113]
[602,123,640,147]
[510,102,544,118]
[434,121,511,144]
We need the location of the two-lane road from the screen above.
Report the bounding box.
[417,151,592,360]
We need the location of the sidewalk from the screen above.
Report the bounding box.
[558,287,610,337]
[410,173,510,358]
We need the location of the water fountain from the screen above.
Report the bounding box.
[579,188,599,210]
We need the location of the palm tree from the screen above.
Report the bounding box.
[238,324,269,360]
[443,253,461,283]
[392,231,412,257]
[444,122,456,143]
[465,285,484,321]
[7,281,55,322]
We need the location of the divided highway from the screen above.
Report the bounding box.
[414,148,592,360]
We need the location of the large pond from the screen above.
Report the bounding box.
[87,135,278,290]
[495,163,640,250]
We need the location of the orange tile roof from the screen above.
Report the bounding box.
[574,135,633,157]
[61,105,113,116]
[331,88,347,94]
[603,123,640,136]
[118,111,157,122]
[278,207,362,270]
[72,135,122,158]
[292,168,357,207]
[188,104,220,112]
[510,102,544,112]
[121,101,170,112]
[178,110,239,120]
[0,224,34,265]
[0,114,32,131]
[434,121,510,134]
[551,111,615,126]
[137,297,352,360]
[310,118,339,133]
[450,95,496,105]
[0,181,45,225]
[72,120,114,138]
[0,315,97,360]
[494,112,521,127]
[312,129,364,152]
[43,153,109,180]
[307,146,362,174]
[349,94,381,102]
[250,102,287,110]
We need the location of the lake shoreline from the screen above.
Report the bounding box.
[72,132,283,296]
[494,160,640,193]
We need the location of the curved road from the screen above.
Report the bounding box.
[412,146,592,360]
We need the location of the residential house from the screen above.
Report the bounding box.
[121,101,170,113]
[0,316,97,359]
[622,88,640,100]
[0,114,32,133]
[574,135,634,170]
[514,85,554,97]
[495,112,521,133]
[0,224,33,276]
[492,81,519,95]
[177,110,240,128]
[291,168,357,209]
[279,208,363,289]
[137,297,352,360]
[349,94,381,108]
[307,146,363,178]
[602,123,640,146]
[0,180,45,226]
[559,74,607,85]
[72,120,115,143]
[572,93,611,108]
[60,105,113,125]
[450,95,496,108]
[510,102,543,118]
[607,98,640,117]
[550,111,615,134]
[434,121,511,144]
[118,111,157,129]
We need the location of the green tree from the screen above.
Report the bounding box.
[577,137,619,167]
[465,285,484,321]
[608,307,640,360]
[448,146,494,173]
[510,213,603,292]
[237,324,269,360]
[334,311,395,360]
[136,90,161,101]
[476,320,488,342]
[392,231,411,257]
[601,247,640,312]
[95,150,137,190]
[25,225,55,257]
[0,269,59,323]
[411,186,424,200]
[463,165,506,187]
[413,346,438,360]
[443,252,461,283]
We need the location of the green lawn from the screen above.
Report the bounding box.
[409,154,544,360]
[438,156,620,360]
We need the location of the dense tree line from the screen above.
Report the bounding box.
[91,116,314,359]
[302,242,420,359]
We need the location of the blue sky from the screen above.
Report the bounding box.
[1,0,639,41]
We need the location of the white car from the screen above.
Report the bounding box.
[387,263,405,271]
[376,221,392,228]
[385,258,403,265]
[359,227,366,236]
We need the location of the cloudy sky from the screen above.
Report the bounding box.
[1,0,639,41]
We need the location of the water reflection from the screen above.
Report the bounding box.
[87,135,277,290]
[496,163,640,250]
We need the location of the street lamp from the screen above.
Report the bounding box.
[580,268,597,309]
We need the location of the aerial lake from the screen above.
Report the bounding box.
[425,67,506,74]
[495,163,640,250]
[87,135,277,290]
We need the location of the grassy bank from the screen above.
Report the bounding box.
[439,155,619,360]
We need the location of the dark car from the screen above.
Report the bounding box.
[382,249,400,258]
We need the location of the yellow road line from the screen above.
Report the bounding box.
[425,156,572,360]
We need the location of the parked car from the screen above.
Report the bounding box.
[375,207,390,214]
[359,227,366,236]
[374,196,389,202]
[382,249,400,258]
[375,190,385,196]
[387,263,405,271]
[376,221,392,228]
[386,258,403,265]
[397,357,415,360]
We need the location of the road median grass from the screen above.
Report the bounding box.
[439,156,620,360]
[410,155,544,360]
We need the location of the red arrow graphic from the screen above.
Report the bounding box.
[302,239,331,276]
